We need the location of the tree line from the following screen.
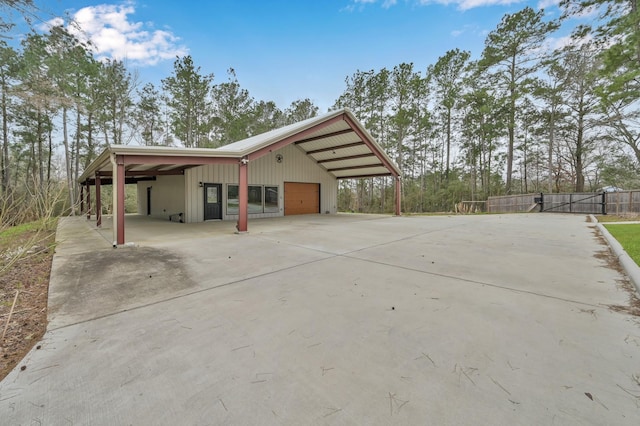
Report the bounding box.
[0,1,638,221]
[334,4,640,212]
[0,26,319,220]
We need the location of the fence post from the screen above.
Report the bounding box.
[569,193,573,213]
[601,192,606,215]
[540,192,544,212]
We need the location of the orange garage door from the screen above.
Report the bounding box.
[284,182,320,215]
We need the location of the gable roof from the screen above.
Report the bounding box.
[79,108,400,184]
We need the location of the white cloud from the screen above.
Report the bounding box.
[537,0,560,10]
[351,0,530,11]
[435,0,527,11]
[44,2,187,66]
[546,34,594,51]
[451,29,464,37]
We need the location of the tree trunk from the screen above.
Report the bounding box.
[1,85,9,195]
[85,112,93,168]
[547,101,557,193]
[445,108,451,181]
[506,56,517,194]
[63,108,76,215]
[523,143,528,193]
[74,107,81,201]
[575,118,584,192]
[37,111,43,185]
[47,127,52,184]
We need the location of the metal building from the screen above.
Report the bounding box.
[78,108,401,245]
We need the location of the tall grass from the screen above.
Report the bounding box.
[0,181,66,274]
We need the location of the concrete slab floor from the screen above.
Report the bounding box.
[1,213,639,425]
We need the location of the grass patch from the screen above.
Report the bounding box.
[596,215,639,223]
[604,223,640,266]
[0,218,57,245]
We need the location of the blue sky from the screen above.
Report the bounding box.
[26,0,584,111]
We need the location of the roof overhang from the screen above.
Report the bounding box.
[78,108,400,185]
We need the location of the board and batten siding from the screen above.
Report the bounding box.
[137,175,186,219]
[184,144,338,223]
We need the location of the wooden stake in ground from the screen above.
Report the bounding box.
[1,290,19,342]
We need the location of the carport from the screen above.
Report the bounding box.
[78,108,401,245]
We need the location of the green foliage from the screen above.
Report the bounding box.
[0,0,34,33]
[561,1,640,168]
[133,83,165,146]
[596,152,640,189]
[162,55,214,147]
[211,68,255,146]
[93,185,138,214]
[97,59,134,146]
[604,224,640,266]
[480,7,559,194]
[561,0,640,102]
[428,49,470,180]
[253,100,284,134]
[284,98,319,124]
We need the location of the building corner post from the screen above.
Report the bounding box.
[86,182,91,220]
[116,155,125,245]
[394,176,402,216]
[80,185,84,215]
[237,157,249,232]
[95,173,102,227]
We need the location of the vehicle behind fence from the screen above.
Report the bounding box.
[486,190,640,215]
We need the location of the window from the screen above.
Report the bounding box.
[227,185,239,214]
[264,186,279,212]
[248,185,263,213]
[227,184,278,214]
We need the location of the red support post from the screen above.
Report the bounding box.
[86,183,91,220]
[395,176,402,216]
[237,158,248,232]
[96,174,102,227]
[80,185,84,215]
[116,155,125,245]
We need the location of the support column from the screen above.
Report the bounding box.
[395,176,402,216]
[86,183,91,220]
[237,158,248,233]
[116,155,125,245]
[95,174,102,227]
[80,185,84,215]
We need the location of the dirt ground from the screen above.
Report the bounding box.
[0,228,55,381]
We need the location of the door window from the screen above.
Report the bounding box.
[207,186,218,204]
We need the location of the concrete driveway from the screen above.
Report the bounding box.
[1,213,639,425]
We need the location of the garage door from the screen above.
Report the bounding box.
[284,182,320,215]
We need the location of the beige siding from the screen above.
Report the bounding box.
[184,145,338,223]
[137,175,186,219]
